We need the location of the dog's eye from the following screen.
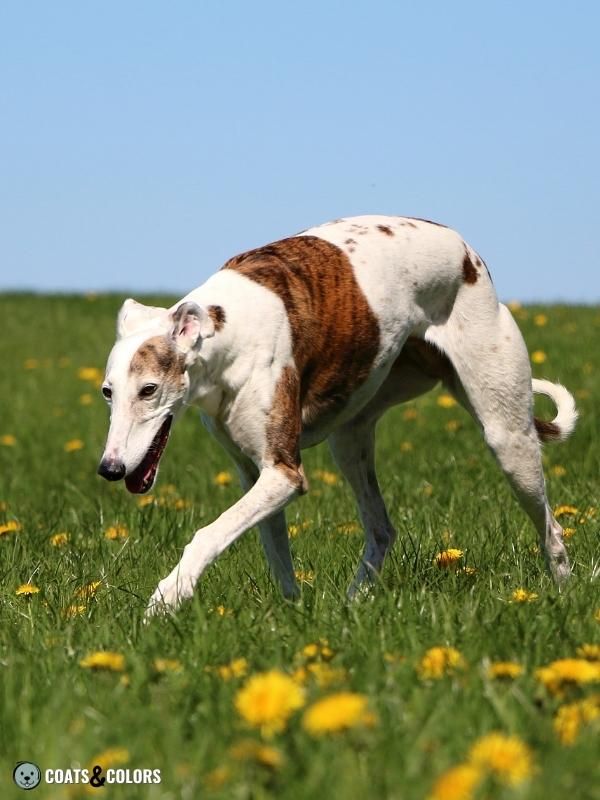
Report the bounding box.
[140,383,158,398]
[101,386,112,400]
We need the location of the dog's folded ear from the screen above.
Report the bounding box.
[117,299,168,339]
[170,302,215,355]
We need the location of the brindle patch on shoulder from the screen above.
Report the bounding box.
[208,305,226,331]
[129,336,186,383]
[222,235,380,432]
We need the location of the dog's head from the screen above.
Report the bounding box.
[97,299,216,494]
[13,762,41,790]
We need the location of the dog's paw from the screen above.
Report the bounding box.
[144,572,195,621]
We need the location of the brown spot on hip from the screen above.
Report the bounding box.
[462,252,479,284]
[129,336,186,382]
[207,304,226,331]
[376,224,394,236]
[222,236,380,428]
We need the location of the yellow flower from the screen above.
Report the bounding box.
[434,548,464,569]
[153,658,183,673]
[461,566,477,576]
[64,604,86,618]
[288,520,311,537]
[400,441,414,452]
[531,350,547,364]
[437,393,457,408]
[137,495,155,508]
[294,569,315,585]
[335,521,360,535]
[215,657,248,681]
[299,639,334,662]
[203,766,230,790]
[577,644,600,661]
[554,504,579,518]
[105,524,129,540]
[24,358,39,369]
[403,407,419,421]
[80,393,93,406]
[535,658,600,696]
[553,694,600,745]
[534,313,548,326]
[228,739,283,769]
[234,670,305,737]
[418,647,466,679]
[468,732,534,785]
[15,583,40,596]
[507,300,522,312]
[213,470,233,486]
[64,439,84,452]
[293,663,347,689]
[89,747,129,770]
[213,605,233,617]
[0,520,22,536]
[302,692,376,735]
[511,588,538,603]
[77,366,103,384]
[74,580,102,599]
[487,662,523,680]
[312,469,340,486]
[445,419,461,433]
[79,651,125,672]
[0,434,16,446]
[550,465,567,478]
[594,608,600,623]
[50,532,69,547]
[427,762,482,800]
[563,527,576,538]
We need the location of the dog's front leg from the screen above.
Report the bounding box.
[145,465,300,617]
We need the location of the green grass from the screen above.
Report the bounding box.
[0,294,599,800]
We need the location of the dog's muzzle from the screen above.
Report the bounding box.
[97,458,126,482]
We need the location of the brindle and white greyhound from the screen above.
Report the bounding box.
[97,215,577,618]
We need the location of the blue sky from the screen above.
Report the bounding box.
[1,1,598,300]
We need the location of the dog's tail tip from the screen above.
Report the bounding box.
[532,378,578,443]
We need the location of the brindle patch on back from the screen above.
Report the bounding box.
[462,251,479,284]
[222,236,380,429]
[129,336,186,384]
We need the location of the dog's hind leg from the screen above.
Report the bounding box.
[234,459,299,600]
[426,290,572,583]
[328,420,397,596]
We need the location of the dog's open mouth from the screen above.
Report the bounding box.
[125,416,173,494]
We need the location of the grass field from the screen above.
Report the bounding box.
[0,294,598,800]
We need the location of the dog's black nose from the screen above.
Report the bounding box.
[97,458,126,481]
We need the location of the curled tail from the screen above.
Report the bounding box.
[533,379,578,443]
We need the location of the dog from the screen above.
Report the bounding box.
[97,215,577,618]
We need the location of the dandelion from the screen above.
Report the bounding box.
[77,366,103,385]
[511,588,538,603]
[302,692,376,735]
[577,644,600,661]
[79,651,125,672]
[213,470,233,487]
[461,566,477,576]
[293,662,347,689]
[64,605,86,619]
[105,524,129,540]
[16,583,40,596]
[563,527,576,538]
[288,520,311,537]
[335,521,361,535]
[203,766,230,790]
[554,504,579,518]
[228,739,283,769]
[312,469,340,486]
[427,762,482,800]
[437,394,457,408]
[137,495,155,508]
[64,439,84,453]
[299,639,334,662]
[295,569,315,585]
[24,358,39,369]
[418,647,466,679]
[468,732,534,786]
[487,662,523,680]
[213,605,233,617]
[507,300,522,312]
[550,465,567,478]
[74,580,102,599]
[553,694,600,745]
[50,532,69,547]
[153,658,183,673]
[535,658,600,696]
[434,548,464,569]
[0,520,22,537]
[445,419,461,433]
[216,657,248,681]
[80,393,93,406]
[0,434,16,446]
[534,313,548,326]
[531,350,547,364]
[403,407,419,421]
[400,441,414,452]
[234,670,305,737]
[89,748,129,769]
